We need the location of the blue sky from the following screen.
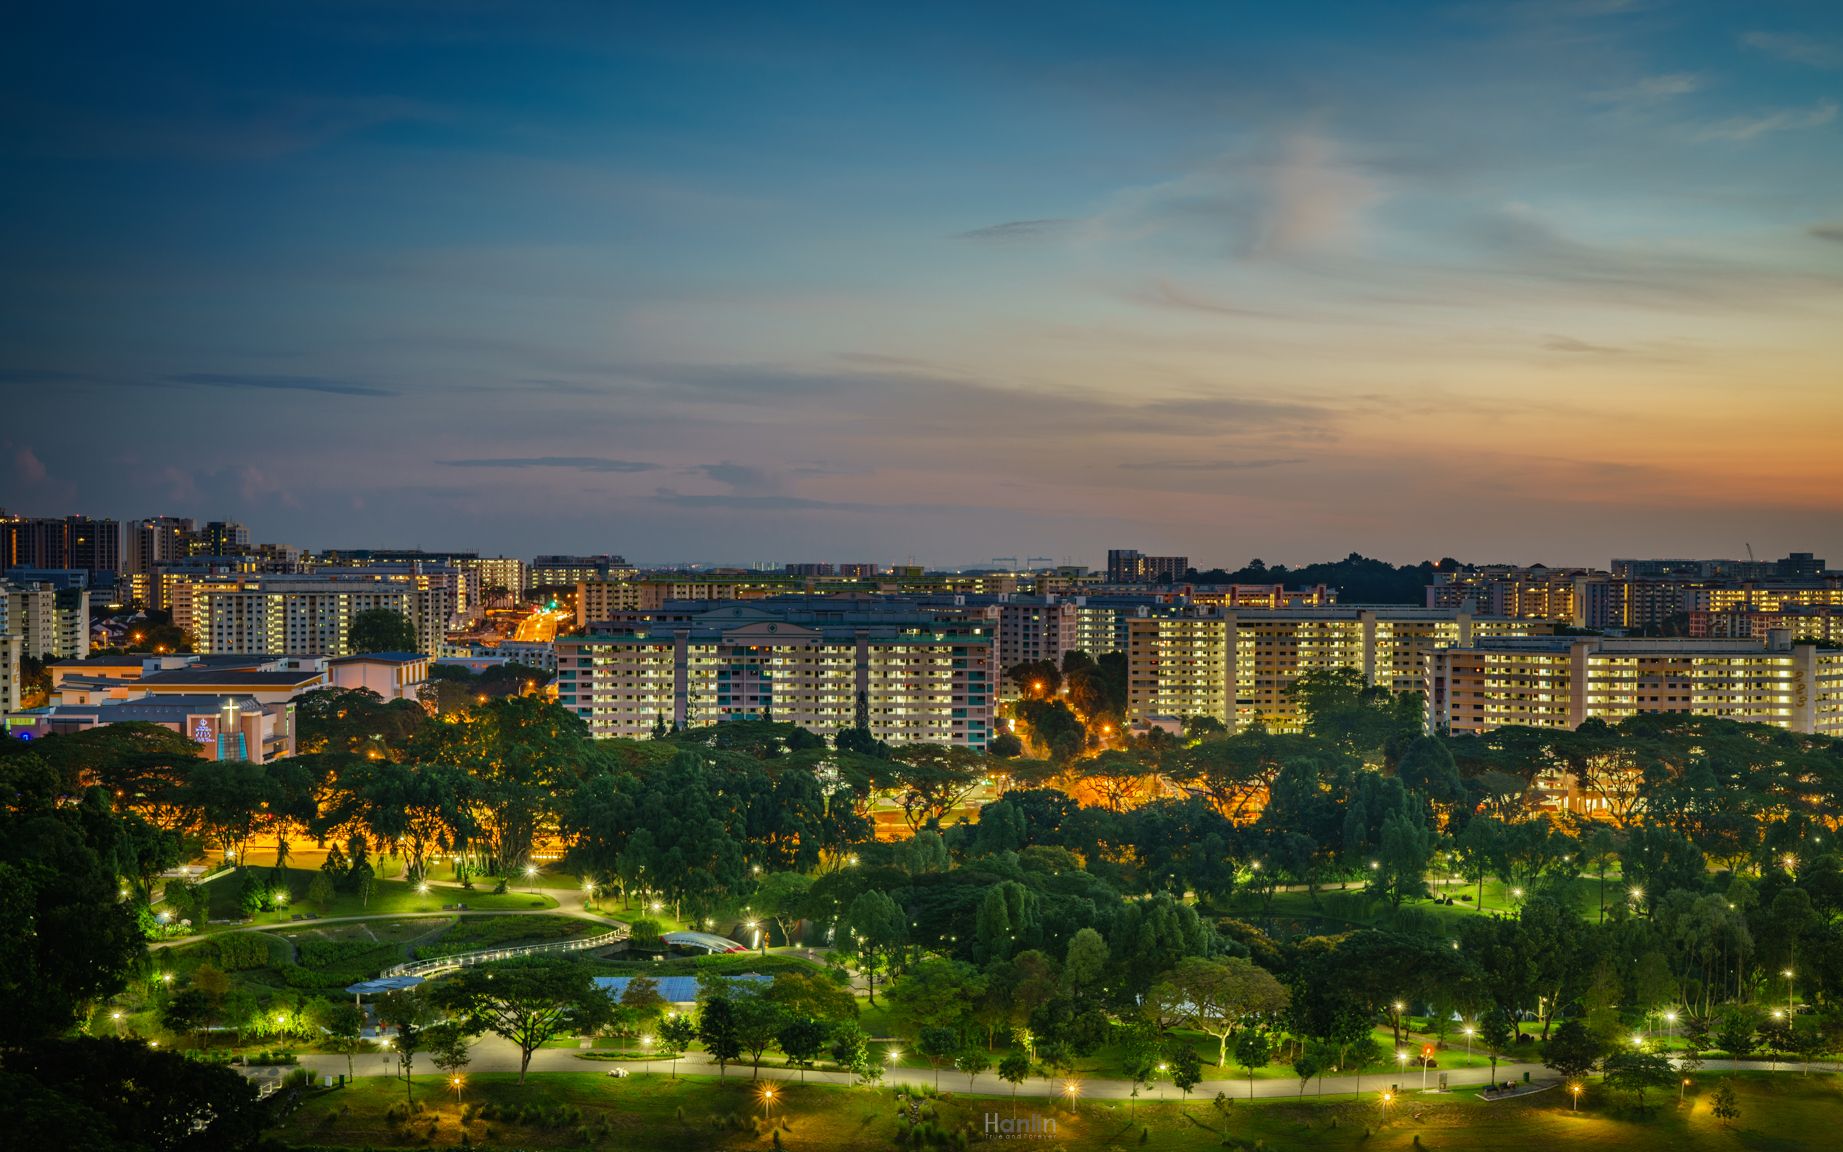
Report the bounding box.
[2,1,1840,567]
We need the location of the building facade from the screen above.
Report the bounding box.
[1426,634,1843,737]
[1126,607,1551,733]
[557,605,994,747]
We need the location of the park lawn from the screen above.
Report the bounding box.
[169,866,556,929]
[1227,874,1606,938]
[269,1070,1842,1151]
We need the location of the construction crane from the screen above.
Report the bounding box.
[991,556,1019,568]
[1026,556,1055,567]
[1746,543,1755,562]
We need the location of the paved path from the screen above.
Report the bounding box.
[299,1036,1831,1100]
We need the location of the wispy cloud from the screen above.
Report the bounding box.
[652,488,870,513]
[437,456,660,473]
[1595,72,1702,108]
[1811,223,1843,244]
[953,218,1077,242]
[165,372,395,397]
[1742,31,1843,70]
[1541,334,1630,355]
[1694,99,1838,142]
[695,461,775,489]
[1119,457,1304,472]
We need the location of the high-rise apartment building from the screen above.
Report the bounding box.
[176,573,454,656]
[0,516,130,579]
[1426,634,1843,738]
[992,597,1078,677]
[1106,548,1190,585]
[1125,607,1550,733]
[0,634,20,712]
[556,604,993,747]
[531,555,636,587]
[0,580,91,660]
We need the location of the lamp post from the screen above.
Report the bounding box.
[1679,1077,1690,1104]
[1570,1083,1582,1111]
[451,1075,464,1105]
[1463,1025,1475,1059]
[525,864,539,893]
[1783,969,1795,1017]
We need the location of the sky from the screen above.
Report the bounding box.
[2,0,1840,570]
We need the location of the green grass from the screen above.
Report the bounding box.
[269,1069,1842,1151]
[1225,874,1608,938]
[412,913,602,959]
[163,866,556,931]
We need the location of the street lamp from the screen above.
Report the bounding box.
[1157,1062,1168,1100]
[760,1084,778,1119]
[525,864,539,893]
[451,1075,464,1104]
[1680,1077,1691,1103]
[1570,1083,1582,1111]
[1462,1025,1475,1058]
[1783,969,1795,1016]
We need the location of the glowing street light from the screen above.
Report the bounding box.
[1570,1083,1582,1111]
[1462,1025,1475,1058]
[451,1075,464,1104]
[525,864,540,892]
[759,1084,778,1117]
[1783,968,1796,1016]
[1680,1077,1691,1103]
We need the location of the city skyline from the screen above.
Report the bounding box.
[4,1,1842,565]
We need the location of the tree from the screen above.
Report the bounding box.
[730,986,786,1079]
[954,1044,992,1088]
[316,999,367,1080]
[842,889,907,1005]
[2,1036,266,1152]
[617,974,668,1036]
[426,1021,473,1086]
[829,1020,877,1084]
[1715,1006,1760,1060]
[377,988,429,1103]
[1601,1048,1674,1114]
[1146,955,1289,1068]
[1543,1019,1604,1083]
[1711,1082,1739,1126]
[1063,927,1109,996]
[658,1013,696,1079]
[1234,1028,1273,1100]
[1369,810,1434,909]
[431,960,612,1083]
[0,756,148,1044]
[887,957,985,1038]
[1167,1041,1203,1108]
[306,870,335,911]
[1477,1006,1515,1083]
[697,997,743,1078]
[349,607,418,654]
[753,871,814,948]
[998,1049,1032,1112]
[777,1017,827,1082]
[918,1026,960,1090]
[1292,1050,1320,1098]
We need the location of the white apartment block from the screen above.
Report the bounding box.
[557,608,994,748]
[1,634,20,712]
[1126,607,1550,733]
[1427,633,1843,738]
[178,574,453,657]
[0,580,90,660]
